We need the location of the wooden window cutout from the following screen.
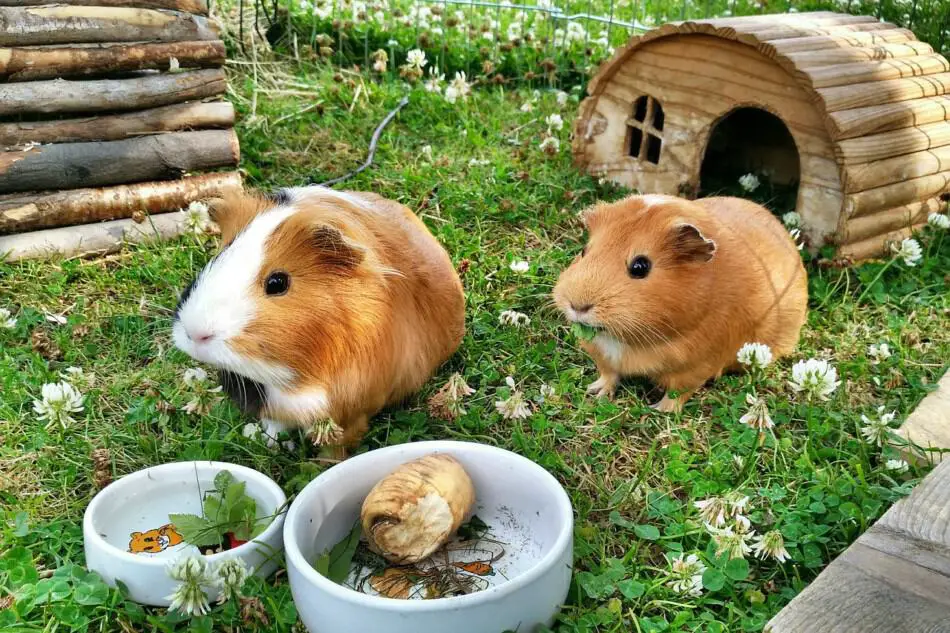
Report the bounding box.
[627,95,664,165]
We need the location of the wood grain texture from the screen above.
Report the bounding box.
[842,198,942,242]
[0,0,208,13]
[0,101,234,148]
[749,21,893,43]
[767,460,950,632]
[896,371,950,464]
[828,96,950,140]
[0,68,226,116]
[0,6,217,46]
[0,40,225,81]
[0,210,189,262]
[0,129,239,193]
[836,122,950,164]
[818,73,950,112]
[803,55,950,89]
[766,28,917,54]
[845,171,950,218]
[839,222,928,260]
[784,42,935,69]
[845,145,950,193]
[0,171,240,233]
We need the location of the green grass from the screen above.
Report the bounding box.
[1,62,949,633]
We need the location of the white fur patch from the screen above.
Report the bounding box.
[265,385,330,423]
[638,194,674,209]
[173,204,298,387]
[285,185,371,210]
[593,333,626,365]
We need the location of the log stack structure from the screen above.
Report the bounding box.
[0,0,242,261]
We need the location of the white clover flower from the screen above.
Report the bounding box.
[166,556,215,617]
[867,343,892,364]
[520,101,534,113]
[555,90,569,106]
[182,201,214,234]
[782,212,801,229]
[509,260,530,273]
[885,458,909,473]
[387,38,399,47]
[724,491,750,516]
[736,342,773,369]
[421,145,433,162]
[751,530,790,563]
[545,113,564,131]
[495,376,531,420]
[242,422,262,440]
[860,405,897,446]
[423,66,444,93]
[444,71,471,104]
[739,392,774,431]
[788,359,840,401]
[169,57,180,72]
[0,307,16,329]
[33,382,84,430]
[406,48,427,70]
[665,553,706,597]
[927,213,950,229]
[310,418,344,445]
[61,366,95,389]
[694,497,728,527]
[183,367,209,386]
[373,58,387,73]
[738,173,760,192]
[215,558,251,604]
[537,383,556,403]
[733,454,745,470]
[181,386,223,416]
[707,523,755,560]
[499,309,530,327]
[892,237,922,266]
[539,136,560,154]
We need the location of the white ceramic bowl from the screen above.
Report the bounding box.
[284,440,574,633]
[83,461,287,606]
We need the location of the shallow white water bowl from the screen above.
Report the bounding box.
[83,461,287,606]
[285,440,574,633]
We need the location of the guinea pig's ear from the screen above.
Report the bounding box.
[580,203,606,231]
[209,190,272,245]
[310,224,366,270]
[668,223,716,263]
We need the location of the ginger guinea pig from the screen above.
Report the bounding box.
[553,194,807,413]
[173,186,465,453]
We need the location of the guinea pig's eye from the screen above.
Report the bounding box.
[628,255,652,279]
[264,271,290,296]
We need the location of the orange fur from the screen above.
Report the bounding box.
[223,189,465,448]
[553,194,807,412]
[128,524,184,554]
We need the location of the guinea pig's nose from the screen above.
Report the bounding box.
[571,302,593,314]
[187,328,214,344]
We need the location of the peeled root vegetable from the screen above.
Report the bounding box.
[361,454,475,564]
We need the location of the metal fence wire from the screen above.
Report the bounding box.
[226,0,950,91]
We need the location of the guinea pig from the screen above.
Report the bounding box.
[173,185,465,453]
[553,194,807,413]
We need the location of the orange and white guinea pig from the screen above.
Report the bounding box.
[173,186,465,453]
[553,194,807,413]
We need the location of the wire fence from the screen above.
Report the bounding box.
[222,0,950,91]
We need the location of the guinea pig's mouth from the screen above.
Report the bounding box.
[570,322,603,342]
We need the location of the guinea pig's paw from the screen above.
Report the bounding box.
[586,375,617,399]
[650,394,684,414]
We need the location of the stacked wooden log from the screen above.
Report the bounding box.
[0,0,242,261]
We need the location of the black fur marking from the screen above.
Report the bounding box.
[176,278,197,315]
[220,370,267,417]
[266,188,292,206]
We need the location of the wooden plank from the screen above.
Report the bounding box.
[767,460,950,632]
[845,171,950,217]
[766,29,917,54]
[839,222,928,260]
[836,121,950,164]
[818,73,950,113]
[784,42,936,69]
[695,13,876,29]
[0,68,226,116]
[0,0,208,13]
[0,129,239,193]
[750,21,893,43]
[896,371,950,464]
[842,198,942,242]
[0,40,225,82]
[0,171,240,234]
[0,210,189,262]
[0,101,234,148]
[0,6,217,46]
[844,145,950,193]
[803,55,950,89]
[828,96,950,140]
